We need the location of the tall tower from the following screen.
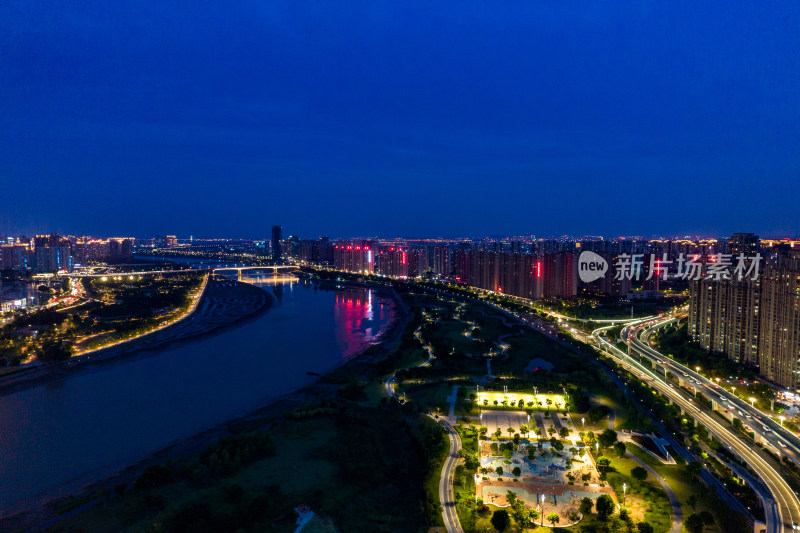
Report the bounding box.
[271,225,282,263]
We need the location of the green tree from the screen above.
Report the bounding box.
[631,466,648,481]
[496,466,503,475]
[559,426,570,438]
[685,513,705,533]
[505,490,517,507]
[595,494,615,521]
[510,499,528,526]
[491,509,511,532]
[614,441,627,457]
[598,428,618,448]
[687,494,698,510]
[512,466,521,477]
[685,461,704,478]
[547,512,560,526]
[465,453,480,471]
[637,523,654,533]
[595,456,612,471]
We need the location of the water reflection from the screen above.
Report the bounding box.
[0,281,396,513]
[334,288,392,359]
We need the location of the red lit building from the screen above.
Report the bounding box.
[333,240,375,274]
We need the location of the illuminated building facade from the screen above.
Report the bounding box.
[758,250,800,389]
[333,240,375,274]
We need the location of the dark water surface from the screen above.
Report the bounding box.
[0,280,395,512]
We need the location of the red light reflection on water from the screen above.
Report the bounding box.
[334,289,394,359]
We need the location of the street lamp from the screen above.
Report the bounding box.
[581,417,585,429]
[780,416,785,427]
[622,483,627,506]
[750,397,756,408]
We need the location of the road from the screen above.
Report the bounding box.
[439,420,464,533]
[628,316,800,467]
[594,324,800,533]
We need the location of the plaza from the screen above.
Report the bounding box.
[476,391,568,411]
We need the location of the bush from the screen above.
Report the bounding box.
[631,466,648,481]
[491,509,510,532]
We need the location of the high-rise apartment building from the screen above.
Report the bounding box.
[729,232,760,257]
[758,250,800,389]
[271,225,282,263]
[541,252,577,299]
[433,246,451,278]
[688,234,762,366]
[333,240,375,274]
[0,244,30,271]
[687,234,800,389]
[688,275,760,365]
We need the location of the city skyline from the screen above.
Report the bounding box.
[4,3,800,531]
[2,2,800,238]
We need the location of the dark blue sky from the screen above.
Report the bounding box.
[2,2,799,239]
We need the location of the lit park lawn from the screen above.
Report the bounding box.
[477,391,568,411]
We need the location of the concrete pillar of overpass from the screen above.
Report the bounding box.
[238,269,242,281]
[678,377,685,388]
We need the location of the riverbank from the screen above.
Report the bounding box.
[1,280,408,531]
[0,275,270,398]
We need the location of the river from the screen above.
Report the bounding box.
[0,278,396,514]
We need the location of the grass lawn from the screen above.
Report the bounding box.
[599,448,672,532]
[47,403,442,533]
[627,444,735,533]
[580,391,631,433]
[398,380,454,413]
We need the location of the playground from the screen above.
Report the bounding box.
[476,438,614,527]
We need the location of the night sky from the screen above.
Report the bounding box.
[2,2,799,239]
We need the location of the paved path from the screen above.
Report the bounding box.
[446,385,459,422]
[550,412,563,431]
[586,392,616,431]
[625,450,682,533]
[439,419,464,533]
[534,413,546,437]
